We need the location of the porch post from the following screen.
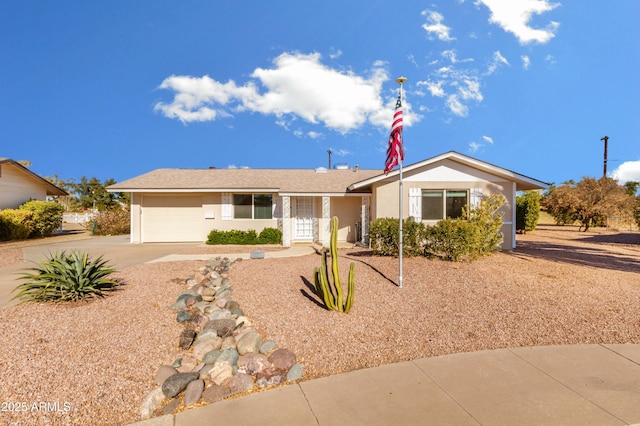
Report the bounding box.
[322,196,331,246]
[282,196,291,247]
[361,196,370,246]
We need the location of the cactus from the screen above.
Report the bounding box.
[313,216,355,313]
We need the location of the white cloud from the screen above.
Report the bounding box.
[475,0,560,44]
[419,80,446,98]
[482,135,494,144]
[486,50,510,75]
[469,141,482,153]
[612,160,640,183]
[446,94,468,117]
[307,131,322,139]
[421,10,456,41]
[329,49,342,59]
[521,55,531,69]
[155,52,416,134]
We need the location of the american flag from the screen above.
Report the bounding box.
[384,94,404,174]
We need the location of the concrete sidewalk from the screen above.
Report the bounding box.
[133,344,640,426]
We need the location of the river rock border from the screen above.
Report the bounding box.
[140,256,303,420]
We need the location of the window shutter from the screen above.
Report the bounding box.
[221,192,232,220]
[470,188,483,208]
[409,188,422,221]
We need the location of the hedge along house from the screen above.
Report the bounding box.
[107,151,548,248]
[0,158,67,209]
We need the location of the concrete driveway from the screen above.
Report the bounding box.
[0,235,201,308]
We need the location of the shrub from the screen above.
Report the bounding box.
[207,228,281,245]
[258,227,282,244]
[424,218,477,261]
[516,191,541,233]
[0,209,34,240]
[369,217,426,257]
[12,251,120,302]
[19,200,64,237]
[87,208,130,235]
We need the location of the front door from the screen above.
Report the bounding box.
[293,196,314,240]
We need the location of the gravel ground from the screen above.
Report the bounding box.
[0,226,639,425]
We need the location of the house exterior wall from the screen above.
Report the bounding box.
[0,164,49,209]
[370,159,516,249]
[330,196,362,243]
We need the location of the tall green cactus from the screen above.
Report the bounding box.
[313,216,355,313]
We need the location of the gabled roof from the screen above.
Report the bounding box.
[0,158,68,196]
[349,151,549,192]
[107,167,382,195]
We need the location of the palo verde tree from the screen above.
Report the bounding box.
[542,177,635,232]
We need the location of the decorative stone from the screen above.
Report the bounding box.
[215,288,232,299]
[221,336,236,350]
[162,372,199,398]
[177,310,193,323]
[236,330,263,355]
[155,365,178,386]
[204,318,236,336]
[192,338,223,361]
[194,301,210,313]
[179,328,196,349]
[229,373,255,394]
[202,383,231,403]
[224,300,240,311]
[230,307,244,317]
[269,348,297,371]
[192,313,209,330]
[161,397,181,416]
[208,361,233,385]
[202,349,222,365]
[176,356,197,373]
[250,249,265,259]
[140,386,166,420]
[216,347,239,367]
[259,340,277,354]
[195,329,221,343]
[207,309,232,321]
[199,363,215,380]
[183,379,205,407]
[256,367,286,388]
[287,364,304,382]
[237,353,270,375]
[171,358,182,368]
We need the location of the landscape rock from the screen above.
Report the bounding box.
[179,328,196,349]
[154,365,178,386]
[183,379,205,407]
[236,330,263,355]
[259,340,277,354]
[269,348,297,371]
[250,250,265,259]
[287,364,304,382]
[202,349,222,365]
[176,356,197,373]
[140,386,166,420]
[204,318,236,336]
[256,367,286,388]
[208,361,233,385]
[237,353,270,375]
[162,372,199,398]
[161,397,181,416]
[176,310,192,323]
[192,338,223,361]
[202,383,231,403]
[216,347,239,367]
[228,373,255,394]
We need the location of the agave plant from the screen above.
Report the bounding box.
[12,250,120,302]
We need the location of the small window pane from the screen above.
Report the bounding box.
[253,194,272,219]
[233,194,252,219]
[446,190,467,219]
[422,191,443,220]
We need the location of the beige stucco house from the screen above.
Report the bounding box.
[107,151,547,249]
[0,158,67,209]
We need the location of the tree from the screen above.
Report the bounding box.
[623,181,640,229]
[516,191,541,233]
[542,177,635,232]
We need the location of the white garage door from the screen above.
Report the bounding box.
[142,195,204,242]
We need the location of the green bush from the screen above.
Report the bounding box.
[369,217,426,257]
[87,208,130,235]
[12,251,120,302]
[0,209,34,240]
[19,200,64,237]
[206,227,282,245]
[257,227,282,244]
[424,218,477,261]
[516,191,541,233]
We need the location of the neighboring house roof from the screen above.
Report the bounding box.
[0,158,68,196]
[349,151,549,192]
[107,167,382,195]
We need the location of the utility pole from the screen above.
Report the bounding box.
[327,149,332,169]
[600,136,609,178]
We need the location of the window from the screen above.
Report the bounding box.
[233,194,272,219]
[422,190,468,220]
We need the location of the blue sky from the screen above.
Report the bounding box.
[2,1,639,187]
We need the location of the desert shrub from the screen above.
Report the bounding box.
[369,217,426,257]
[207,229,262,245]
[516,191,541,233]
[466,194,505,255]
[0,209,34,240]
[423,218,477,261]
[87,208,130,235]
[257,227,282,244]
[19,200,64,237]
[12,251,120,302]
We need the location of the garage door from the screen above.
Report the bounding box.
[142,195,204,242]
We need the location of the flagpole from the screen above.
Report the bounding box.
[396,76,406,288]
